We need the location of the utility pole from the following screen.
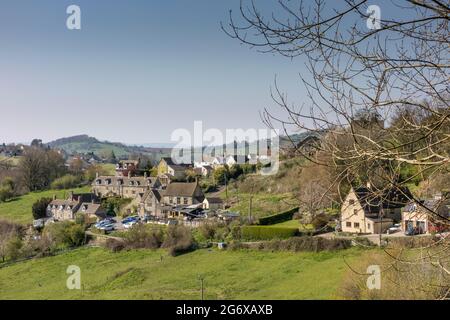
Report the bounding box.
[248,196,253,223]
[198,275,205,301]
[225,173,228,201]
[379,207,383,247]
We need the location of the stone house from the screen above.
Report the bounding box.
[157,157,191,185]
[47,192,106,222]
[137,189,168,218]
[92,172,161,199]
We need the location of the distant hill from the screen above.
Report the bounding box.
[46,135,171,160]
[45,132,323,161]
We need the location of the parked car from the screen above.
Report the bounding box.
[98,222,115,231]
[123,220,139,229]
[121,216,140,224]
[405,227,421,236]
[387,224,401,234]
[95,218,115,229]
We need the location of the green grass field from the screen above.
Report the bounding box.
[224,191,297,219]
[0,247,365,300]
[264,219,314,230]
[0,186,91,224]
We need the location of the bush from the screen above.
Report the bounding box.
[43,221,86,248]
[198,222,218,240]
[311,213,331,230]
[162,225,195,256]
[124,224,164,249]
[243,237,351,252]
[5,236,23,261]
[105,239,125,252]
[32,197,52,220]
[0,177,15,202]
[258,207,300,225]
[50,174,80,190]
[241,226,298,240]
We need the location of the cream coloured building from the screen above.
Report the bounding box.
[341,186,411,234]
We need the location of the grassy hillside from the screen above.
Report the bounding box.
[223,191,296,219]
[0,247,364,300]
[0,186,91,224]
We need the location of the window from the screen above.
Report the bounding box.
[354,222,360,228]
[346,222,351,227]
[349,199,355,205]
[177,197,181,204]
[183,198,188,205]
[353,209,358,215]
[367,223,371,230]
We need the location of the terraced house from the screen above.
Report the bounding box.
[47,192,106,223]
[92,172,161,198]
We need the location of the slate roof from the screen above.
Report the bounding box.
[164,182,201,197]
[354,186,412,215]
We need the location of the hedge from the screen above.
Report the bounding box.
[233,237,352,252]
[241,226,298,240]
[258,207,300,225]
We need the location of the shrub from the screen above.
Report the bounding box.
[5,236,23,261]
[253,237,351,252]
[0,177,15,202]
[162,225,195,256]
[241,226,298,240]
[50,174,80,190]
[198,222,218,240]
[124,224,164,249]
[0,220,24,262]
[105,238,125,252]
[311,213,331,230]
[43,221,86,248]
[32,197,52,220]
[258,207,300,225]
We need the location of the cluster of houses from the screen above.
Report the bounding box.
[340,183,450,235]
[0,143,24,158]
[45,158,234,225]
[42,154,449,237]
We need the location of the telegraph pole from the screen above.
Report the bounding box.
[198,275,205,301]
[248,196,253,223]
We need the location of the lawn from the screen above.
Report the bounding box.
[264,219,314,231]
[0,246,365,300]
[99,163,116,176]
[0,186,91,225]
[224,191,297,219]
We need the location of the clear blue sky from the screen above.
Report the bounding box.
[0,0,405,144]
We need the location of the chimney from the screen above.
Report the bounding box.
[366,182,371,189]
[96,172,99,179]
[144,171,147,178]
[53,194,56,200]
[69,191,74,201]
